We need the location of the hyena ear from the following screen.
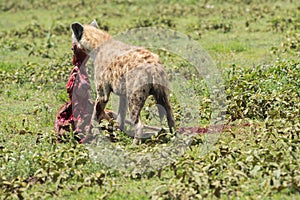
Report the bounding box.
[90,19,99,29]
[71,22,84,41]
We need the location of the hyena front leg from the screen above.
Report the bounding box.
[117,95,128,131]
[90,85,111,129]
[82,91,110,143]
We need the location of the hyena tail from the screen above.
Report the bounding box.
[153,86,176,133]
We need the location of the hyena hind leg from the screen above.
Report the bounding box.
[128,93,147,145]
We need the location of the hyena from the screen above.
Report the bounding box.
[71,20,175,144]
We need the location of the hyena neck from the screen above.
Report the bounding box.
[81,25,112,58]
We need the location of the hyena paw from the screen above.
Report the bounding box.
[132,138,141,145]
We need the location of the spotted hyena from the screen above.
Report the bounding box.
[71,20,175,144]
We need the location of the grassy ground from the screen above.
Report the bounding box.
[0,0,299,199]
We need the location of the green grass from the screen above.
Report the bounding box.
[0,0,299,199]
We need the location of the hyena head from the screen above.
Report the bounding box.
[71,19,112,54]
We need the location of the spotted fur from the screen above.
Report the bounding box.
[71,20,175,144]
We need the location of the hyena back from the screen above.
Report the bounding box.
[71,20,175,144]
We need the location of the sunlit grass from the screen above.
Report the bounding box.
[0,0,299,199]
